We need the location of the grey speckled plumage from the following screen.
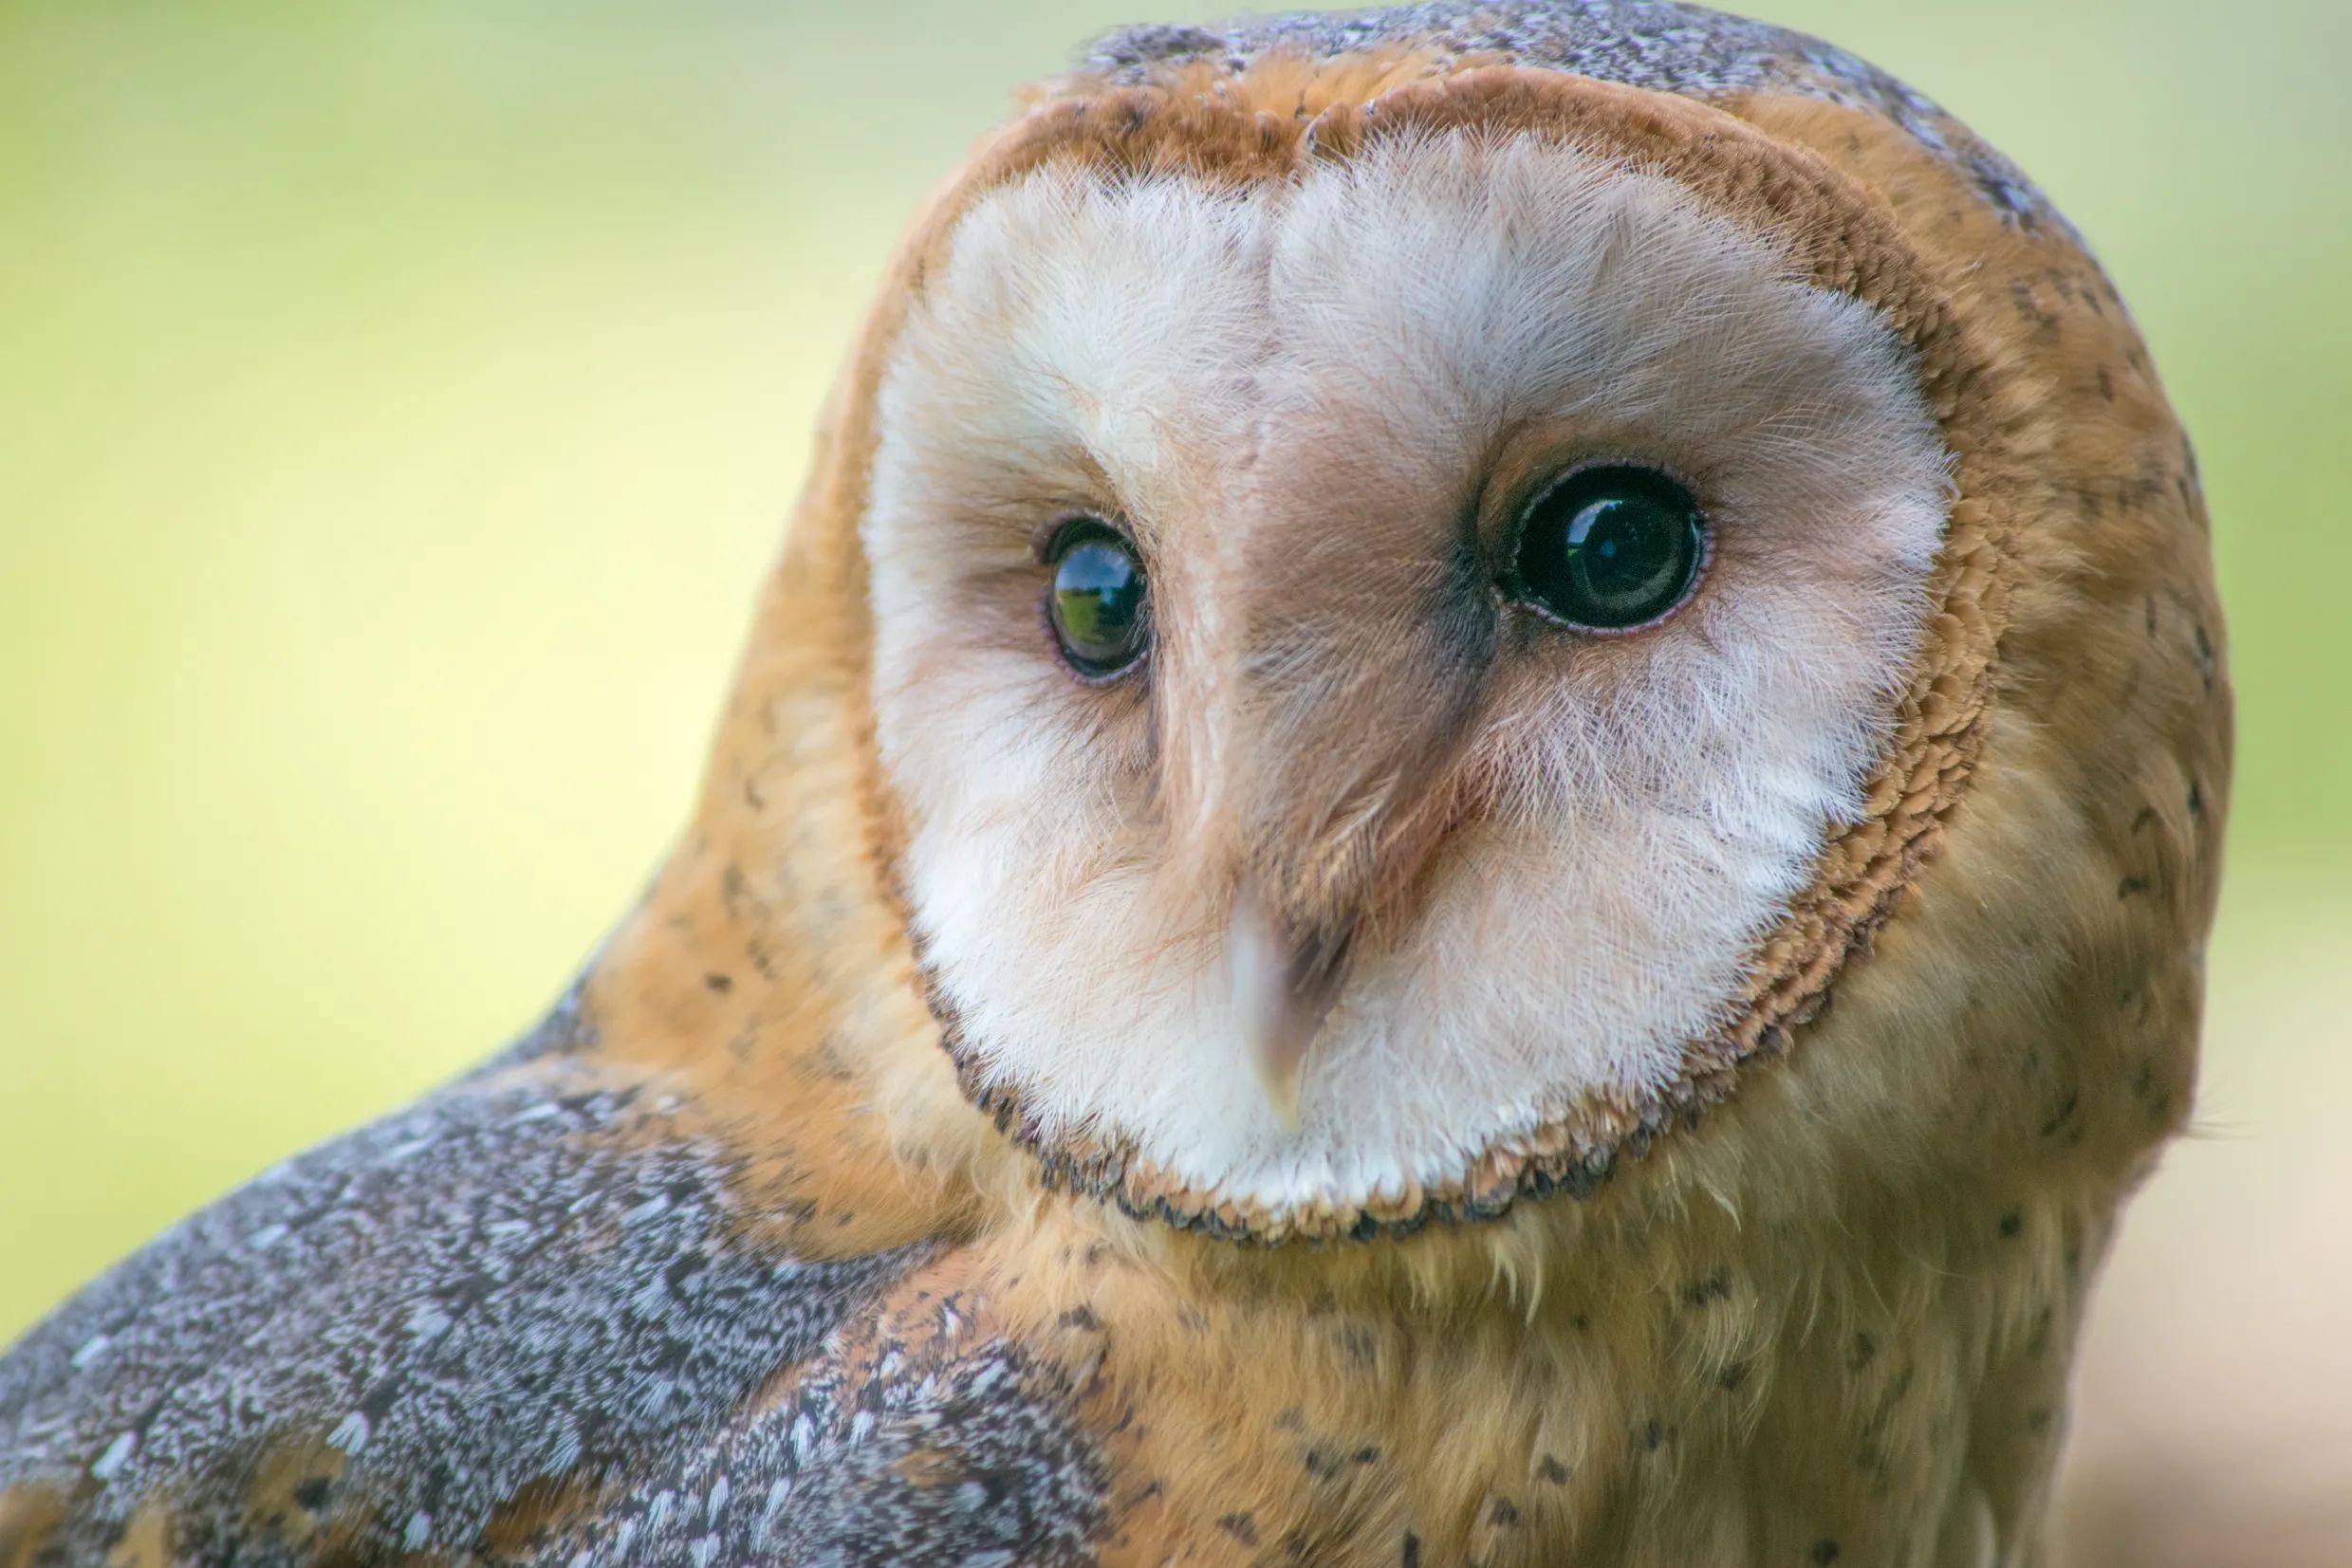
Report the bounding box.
[1086,0,2062,231]
[530,1344,1103,1568]
[0,1002,931,1564]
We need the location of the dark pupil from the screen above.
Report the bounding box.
[1513,466,1704,630]
[1048,526,1146,673]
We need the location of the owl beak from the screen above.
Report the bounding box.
[1230,885,1352,1132]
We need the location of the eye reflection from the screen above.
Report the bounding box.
[1044,519,1148,678]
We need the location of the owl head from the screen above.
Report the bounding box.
[703,12,2227,1249]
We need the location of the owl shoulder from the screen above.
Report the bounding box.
[0,997,1023,1565]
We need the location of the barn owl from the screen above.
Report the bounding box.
[0,2,2230,1564]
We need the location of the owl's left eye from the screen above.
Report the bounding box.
[1043,519,1149,680]
[1506,464,1708,633]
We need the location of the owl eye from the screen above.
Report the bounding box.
[1508,465,1708,633]
[1044,518,1149,679]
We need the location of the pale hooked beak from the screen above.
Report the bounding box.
[1229,885,1353,1132]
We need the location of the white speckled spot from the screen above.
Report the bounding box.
[89,1430,137,1481]
[405,1304,454,1340]
[789,1411,817,1467]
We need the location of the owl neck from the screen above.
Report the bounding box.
[994,1159,2109,1564]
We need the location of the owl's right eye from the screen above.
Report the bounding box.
[1043,519,1149,680]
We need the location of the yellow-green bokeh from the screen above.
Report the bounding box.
[2,0,2345,1414]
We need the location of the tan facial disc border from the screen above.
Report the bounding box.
[854,63,2018,1243]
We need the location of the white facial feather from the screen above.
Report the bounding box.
[864,133,1952,1216]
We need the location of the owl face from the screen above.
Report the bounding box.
[863,129,1952,1225]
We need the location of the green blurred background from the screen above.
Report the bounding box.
[2,1,2346,1554]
